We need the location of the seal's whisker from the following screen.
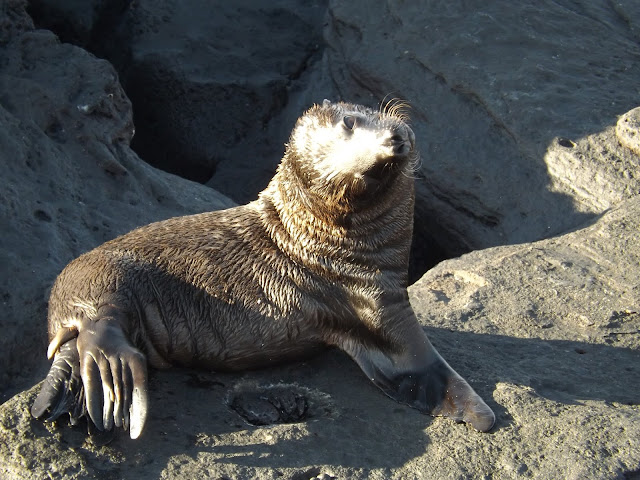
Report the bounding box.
[379,93,394,117]
[402,155,422,179]
[379,97,412,124]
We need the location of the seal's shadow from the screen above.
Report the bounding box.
[32,328,639,476]
[425,327,640,408]
[112,351,435,472]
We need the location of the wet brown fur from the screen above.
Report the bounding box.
[47,101,417,369]
[34,100,495,438]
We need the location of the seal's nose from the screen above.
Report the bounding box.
[387,124,413,156]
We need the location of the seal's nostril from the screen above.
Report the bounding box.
[390,134,404,144]
[393,143,407,155]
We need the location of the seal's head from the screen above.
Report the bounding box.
[283,99,419,209]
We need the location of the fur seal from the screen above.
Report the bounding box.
[31,99,495,438]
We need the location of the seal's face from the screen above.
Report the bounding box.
[287,100,418,205]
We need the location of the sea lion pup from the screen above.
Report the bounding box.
[31,99,495,438]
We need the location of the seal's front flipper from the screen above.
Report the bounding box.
[346,328,495,432]
[369,358,495,432]
[31,338,87,425]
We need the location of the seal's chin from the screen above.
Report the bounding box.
[363,155,407,181]
[366,159,395,178]
[348,158,405,197]
[361,165,387,190]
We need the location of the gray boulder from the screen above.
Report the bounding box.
[0,0,233,400]
[1,196,638,479]
[324,1,640,267]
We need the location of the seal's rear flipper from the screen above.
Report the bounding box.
[32,311,149,439]
[31,338,87,425]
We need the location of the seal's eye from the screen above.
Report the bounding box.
[342,115,356,130]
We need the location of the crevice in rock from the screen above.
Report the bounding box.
[27,1,330,186]
[408,226,452,285]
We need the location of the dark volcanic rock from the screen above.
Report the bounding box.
[115,0,327,193]
[26,0,120,47]
[29,0,331,200]
[0,0,233,400]
[324,1,640,264]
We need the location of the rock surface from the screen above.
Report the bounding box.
[30,0,333,199]
[1,0,640,478]
[617,107,640,157]
[1,199,639,479]
[324,0,640,268]
[0,0,234,400]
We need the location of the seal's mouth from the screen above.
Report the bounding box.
[364,128,414,182]
[364,157,403,179]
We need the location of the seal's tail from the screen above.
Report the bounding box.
[31,338,87,425]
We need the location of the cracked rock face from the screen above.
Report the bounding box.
[2,0,640,478]
[323,0,640,267]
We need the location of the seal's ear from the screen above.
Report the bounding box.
[322,99,332,107]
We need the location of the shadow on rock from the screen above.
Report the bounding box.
[424,327,640,417]
[3,328,639,477]
[12,352,432,477]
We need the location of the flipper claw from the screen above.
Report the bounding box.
[31,339,86,424]
[77,319,149,438]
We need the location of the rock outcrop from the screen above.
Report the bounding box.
[0,0,234,400]
[29,0,333,200]
[27,0,640,273]
[1,198,638,479]
[324,0,640,269]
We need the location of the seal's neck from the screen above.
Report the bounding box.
[256,157,415,280]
